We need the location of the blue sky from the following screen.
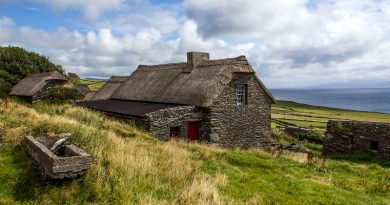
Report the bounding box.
[1,0,390,88]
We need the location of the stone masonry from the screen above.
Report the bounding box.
[146,106,206,141]
[32,80,67,102]
[206,73,272,148]
[323,120,390,158]
[25,135,92,179]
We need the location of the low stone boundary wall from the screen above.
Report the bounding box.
[284,126,312,136]
[323,120,390,158]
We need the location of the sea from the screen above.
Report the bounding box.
[270,88,390,114]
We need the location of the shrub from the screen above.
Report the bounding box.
[43,86,84,103]
[0,79,12,98]
[329,121,350,133]
[294,131,324,144]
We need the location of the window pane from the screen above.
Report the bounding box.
[236,84,246,105]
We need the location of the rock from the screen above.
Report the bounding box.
[50,136,69,154]
[284,126,312,136]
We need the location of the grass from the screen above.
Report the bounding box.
[272,100,390,131]
[0,99,390,204]
[79,79,106,91]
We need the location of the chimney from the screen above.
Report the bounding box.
[184,52,209,72]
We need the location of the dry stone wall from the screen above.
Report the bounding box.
[323,120,390,158]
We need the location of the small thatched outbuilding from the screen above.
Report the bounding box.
[78,52,275,148]
[10,71,68,102]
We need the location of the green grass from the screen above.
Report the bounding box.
[272,100,390,130]
[79,79,106,91]
[0,99,390,204]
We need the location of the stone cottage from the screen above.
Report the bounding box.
[323,120,390,158]
[78,52,275,148]
[9,71,68,102]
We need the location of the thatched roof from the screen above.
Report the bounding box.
[9,71,67,97]
[77,99,179,117]
[90,76,127,100]
[111,54,275,107]
[83,91,96,101]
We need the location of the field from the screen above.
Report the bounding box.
[79,79,107,91]
[272,101,390,131]
[0,99,390,205]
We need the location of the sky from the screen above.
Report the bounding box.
[1,0,390,88]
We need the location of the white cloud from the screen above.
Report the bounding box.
[185,0,390,88]
[33,0,125,20]
[0,16,14,27]
[1,1,390,88]
[97,2,181,35]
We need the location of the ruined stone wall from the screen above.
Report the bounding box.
[32,80,67,102]
[206,73,272,148]
[146,106,206,141]
[323,120,390,158]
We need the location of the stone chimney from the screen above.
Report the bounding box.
[184,52,209,73]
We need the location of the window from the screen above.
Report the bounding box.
[170,126,181,139]
[370,141,379,151]
[236,84,247,105]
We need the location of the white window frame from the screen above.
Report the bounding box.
[236,84,247,105]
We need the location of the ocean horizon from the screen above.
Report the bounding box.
[270,88,390,114]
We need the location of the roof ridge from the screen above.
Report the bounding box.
[136,55,248,71]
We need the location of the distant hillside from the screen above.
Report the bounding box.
[272,100,390,131]
[0,99,389,204]
[79,79,107,91]
[84,77,109,81]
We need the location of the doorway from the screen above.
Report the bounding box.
[187,121,200,141]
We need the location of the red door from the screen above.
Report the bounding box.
[187,121,200,141]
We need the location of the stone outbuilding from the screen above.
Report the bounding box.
[78,52,275,148]
[323,120,390,158]
[9,71,68,102]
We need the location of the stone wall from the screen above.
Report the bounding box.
[25,136,92,179]
[206,73,272,148]
[146,106,206,141]
[32,80,67,102]
[323,120,390,158]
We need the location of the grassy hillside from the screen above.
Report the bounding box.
[1,99,389,204]
[79,79,106,91]
[272,101,390,131]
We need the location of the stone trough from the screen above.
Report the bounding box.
[25,135,92,179]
